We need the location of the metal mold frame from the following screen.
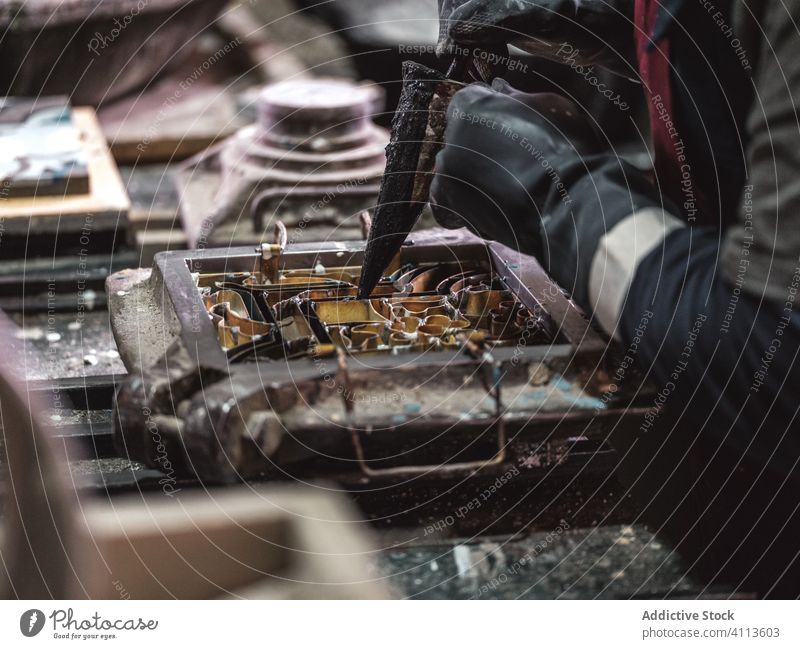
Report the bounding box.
[108,229,648,484]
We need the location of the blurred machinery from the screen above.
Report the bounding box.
[177,78,390,248]
[0,0,223,105]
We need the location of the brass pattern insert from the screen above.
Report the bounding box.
[195,258,551,358]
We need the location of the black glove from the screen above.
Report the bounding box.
[438,0,635,74]
[430,79,664,307]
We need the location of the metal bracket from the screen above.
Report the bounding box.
[339,334,508,477]
[258,221,287,281]
[349,418,507,477]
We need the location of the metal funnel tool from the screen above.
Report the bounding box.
[357,61,464,299]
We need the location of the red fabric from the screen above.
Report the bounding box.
[635,0,691,219]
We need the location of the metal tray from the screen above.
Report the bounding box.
[107,228,652,484]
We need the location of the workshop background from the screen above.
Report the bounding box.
[0,0,739,600]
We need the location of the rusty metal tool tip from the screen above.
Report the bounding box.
[357,62,454,300]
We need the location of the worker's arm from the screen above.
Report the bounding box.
[430,2,800,472]
[430,78,668,313]
[600,0,800,474]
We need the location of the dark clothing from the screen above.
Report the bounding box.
[608,0,800,596]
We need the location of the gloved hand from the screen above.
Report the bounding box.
[430,79,665,307]
[437,0,635,74]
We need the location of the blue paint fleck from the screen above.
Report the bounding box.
[552,374,572,391]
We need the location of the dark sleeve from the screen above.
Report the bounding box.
[721,0,800,303]
[617,226,800,478]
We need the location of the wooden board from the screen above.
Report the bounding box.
[0,97,90,199]
[98,59,250,165]
[0,107,130,235]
